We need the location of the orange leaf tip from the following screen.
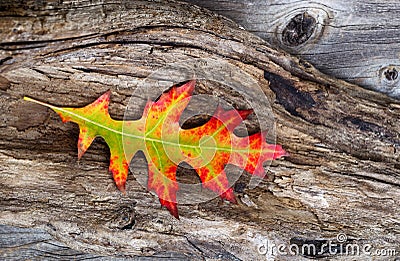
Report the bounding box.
[159,199,179,219]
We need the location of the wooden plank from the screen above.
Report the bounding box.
[185,0,400,99]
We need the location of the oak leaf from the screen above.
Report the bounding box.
[24,80,287,218]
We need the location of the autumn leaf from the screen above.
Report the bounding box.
[24,80,287,218]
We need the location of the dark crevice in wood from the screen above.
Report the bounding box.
[101,25,242,43]
[0,56,12,65]
[0,33,100,49]
[264,70,316,117]
[49,40,210,56]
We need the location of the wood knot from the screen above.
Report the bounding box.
[384,67,398,82]
[282,12,316,47]
[108,206,136,230]
[379,65,400,97]
[275,7,330,51]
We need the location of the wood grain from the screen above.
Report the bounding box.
[185,0,400,99]
[0,0,399,260]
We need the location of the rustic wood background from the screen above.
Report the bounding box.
[0,0,399,260]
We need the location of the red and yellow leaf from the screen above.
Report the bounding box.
[24,80,287,218]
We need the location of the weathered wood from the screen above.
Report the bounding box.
[185,0,400,99]
[0,0,399,260]
[0,225,122,260]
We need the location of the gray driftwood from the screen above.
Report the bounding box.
[0,0,399,260]
[186,0,400,98]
